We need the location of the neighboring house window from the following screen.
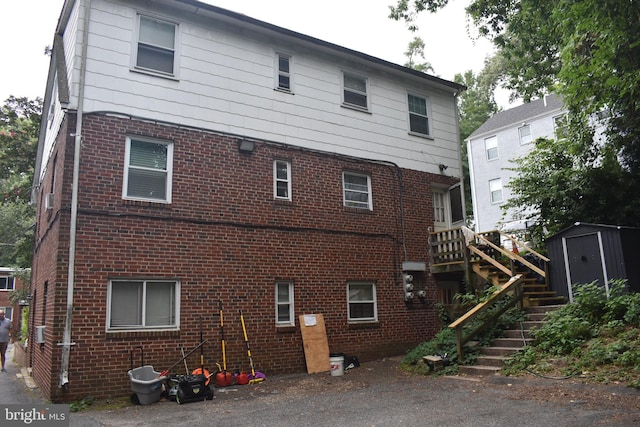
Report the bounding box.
[108,279,179,330]
[0,276,15,291]
[519,124,532,144]
[276,53,292,92]
[275,281,294,326]
[134,15,177,76]
[342,72,368,110]
[485,136,498,160]
[123,137,173,203]
[408,94,430,136]
[0,307,11,320]
[343,172,372,210]
[489,178,503,204]
[347,282,377,322]
[274,160,292,200]
[554,114,569,140]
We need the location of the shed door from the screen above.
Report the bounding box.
[564,233,607,299]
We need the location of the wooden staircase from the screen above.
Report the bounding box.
[459,305,564,375]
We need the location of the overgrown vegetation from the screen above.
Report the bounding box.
[503,280,640,388]
[401,284,526,375]
[403,280,640,389]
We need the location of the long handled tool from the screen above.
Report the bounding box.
[158,340,207,378]
[239,309,264,384]
[216,300,232,386]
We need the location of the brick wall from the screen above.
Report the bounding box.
[31,112,459,402]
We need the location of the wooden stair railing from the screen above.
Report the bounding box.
[448,274,525,363]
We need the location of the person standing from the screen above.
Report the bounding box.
[0,310,12,372]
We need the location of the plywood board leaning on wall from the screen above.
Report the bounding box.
[299,314,330,374]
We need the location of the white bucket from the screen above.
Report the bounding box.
[329,355,344,376]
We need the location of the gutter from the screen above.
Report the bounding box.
[60,0,91,387]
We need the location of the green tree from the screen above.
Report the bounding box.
[390,0,640,230]
[454,59,500,218]
[403,36,434,73]
[0,96,41,267]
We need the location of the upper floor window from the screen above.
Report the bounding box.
[274,160,292,200]
[343,172,372,210]
[108,279,180,331]
[134,15,177,76]
[485,136,498,161]
[408,94,430,136]
[123,137,173,203]
[519,124,532,144]
[347,282,377,322]
[276,53,292,92]
[489,178,503,204]
[0,276,15,291]
[342,72,368,110]
[554,114,569,140]
[275,281,294,326]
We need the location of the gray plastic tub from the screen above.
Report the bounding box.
[128,365,167,405]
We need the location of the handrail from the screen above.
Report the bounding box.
[499,231,550,262]
[449,275,524,362]
[467,245,512,276]
[473,232,546,278]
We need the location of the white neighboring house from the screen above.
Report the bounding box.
[466,94,566,233]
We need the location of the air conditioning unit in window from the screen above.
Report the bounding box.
[44,193,54,210]
[35,325,46,344]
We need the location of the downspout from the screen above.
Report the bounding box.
[60,0,91,387]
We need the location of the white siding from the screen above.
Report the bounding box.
[52,0,461,175]
[468,113,560,232]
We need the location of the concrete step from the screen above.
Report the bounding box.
[491,337,532,348]
[475,355,509,367]
[528,296,567,306]
[478,346,522,357]
[458,364,502,376]
[525,304,565,314]
[503,329,532,339]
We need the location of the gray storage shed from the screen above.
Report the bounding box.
[546,222,640,302]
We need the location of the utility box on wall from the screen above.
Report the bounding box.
[546,222,640,301]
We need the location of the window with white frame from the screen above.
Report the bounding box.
[275,281,294,326]
[489,178,503,204]
[485,136,498,160]
[123,137,173,203]
[342,72,368,109]
[274,160,292,200]
[0,307,12,320]
[276,53,292,92]
[519,124,532,144]
[343,172,372,210]
[347,282,377,322]
[134,15,177,76]
[108,279,179,330]
[0,276,15,291]
[433,190,446,224]
[408,94,430,136]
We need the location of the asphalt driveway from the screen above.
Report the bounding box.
[67,357,640,427]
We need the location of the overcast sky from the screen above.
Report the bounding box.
[0,0,506,105]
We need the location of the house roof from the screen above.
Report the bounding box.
[468,94,564,139]
[172,0,465,93]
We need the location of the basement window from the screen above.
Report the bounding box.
[108,279,180,331]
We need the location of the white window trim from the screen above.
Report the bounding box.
[341,71,370,111]
[275,281,295,326]
[274,52,293,93]
[518,124,532,145]
[489,178,503,204]
[407,92,432,138]
[347,282,378,322]
[131,13,180,79]
[485,136,498,161]
[273,160,292,201]
[106,279,181,332]
[342,171,373,210]
[0,276,15,291]
[123,136,174,203]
